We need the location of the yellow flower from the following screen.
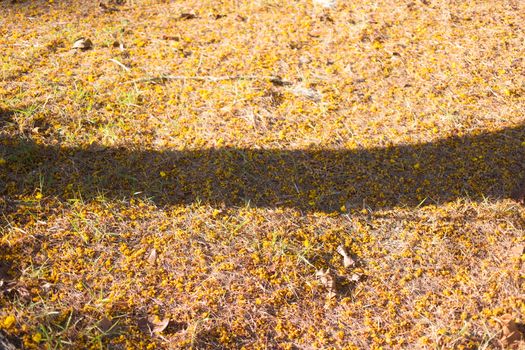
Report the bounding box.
[2,315,16,329]
[32,333,42,343]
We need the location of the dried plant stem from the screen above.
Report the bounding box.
[109,58,131,72]
[126,74,291,85]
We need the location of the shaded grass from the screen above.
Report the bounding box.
[1,123,524,213]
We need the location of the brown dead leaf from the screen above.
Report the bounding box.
[161,35,180,41]
[99,2,119,13]
[112,40,125,51]
[98,317,113,333]
[179,13,197,20]
[495,314,525,349]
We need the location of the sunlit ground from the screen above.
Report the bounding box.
[1,0,524,348]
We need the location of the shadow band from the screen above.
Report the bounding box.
[1,124,524,212]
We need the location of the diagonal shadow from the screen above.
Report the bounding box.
[0,123,524,212]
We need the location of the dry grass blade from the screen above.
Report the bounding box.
[108,58,131,72]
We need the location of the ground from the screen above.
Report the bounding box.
[1,0,525,349]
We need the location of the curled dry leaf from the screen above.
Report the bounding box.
[150,316,170,334]
[494,314,525,349]
[138,315,170,335]
[336,245,355,268]
[316,268,337,297]
[146,248,157,265]
[72,38,93,50]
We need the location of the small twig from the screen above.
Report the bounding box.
[109,58,131,72]
[125,74,292,86]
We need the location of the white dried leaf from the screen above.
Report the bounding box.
[349,273,361,282]
[313,0,336,8]
[72,38,93,50]
[299,55,312,64]
[290,86,322,102]
[149,316,170,334]
[316,268,337,295]
[146,249,157,265]
[336,245,355,268]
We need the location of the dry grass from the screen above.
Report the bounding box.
[1,0,525,348]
